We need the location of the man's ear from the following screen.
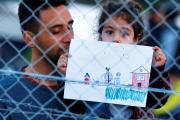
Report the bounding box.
[23,31,35,48]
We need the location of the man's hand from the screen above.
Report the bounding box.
[152,46,166,67]
[57,53,69,75]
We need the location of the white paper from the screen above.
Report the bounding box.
[64,39,153,107]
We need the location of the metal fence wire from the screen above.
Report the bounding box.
[0,0,180,120]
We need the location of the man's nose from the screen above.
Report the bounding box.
[63,28,74,43]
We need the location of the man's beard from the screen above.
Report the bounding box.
[47,48,64,66]
[47,53,60,66]
[49,55,59,66]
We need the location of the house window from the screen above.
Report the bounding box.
[137,75,145,81]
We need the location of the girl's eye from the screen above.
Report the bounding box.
[120,31,129,37]
[105,30,114,35]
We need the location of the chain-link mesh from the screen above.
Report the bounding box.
[0,0,180,119]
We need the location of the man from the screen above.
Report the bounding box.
[0,0,85,119]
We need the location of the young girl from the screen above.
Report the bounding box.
[96,0,170,119]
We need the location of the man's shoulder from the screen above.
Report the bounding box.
[0,71,19,88]
[0,67,26,88]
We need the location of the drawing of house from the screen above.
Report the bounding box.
[131,66,150,88]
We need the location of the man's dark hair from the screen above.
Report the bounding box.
[98,1,144,41]
[18,0,68,34]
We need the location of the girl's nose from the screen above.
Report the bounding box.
[114,33,122,43]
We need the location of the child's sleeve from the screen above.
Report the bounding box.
[146,65,171,108]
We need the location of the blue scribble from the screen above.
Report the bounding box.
[105,86,146,103]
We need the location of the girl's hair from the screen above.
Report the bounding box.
[98,0,144,41]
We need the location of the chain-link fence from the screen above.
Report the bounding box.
[0,0,180,119]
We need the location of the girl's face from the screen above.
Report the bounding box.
[101,16,137,44]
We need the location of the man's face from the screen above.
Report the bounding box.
[35,5,74,65]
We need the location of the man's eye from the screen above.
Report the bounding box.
[52,31,61,35]
[51,28,61,34]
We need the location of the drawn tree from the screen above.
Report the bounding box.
[104,67,113,84]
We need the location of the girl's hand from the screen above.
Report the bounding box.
[152,46,166,67]
[57,53,70,75]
